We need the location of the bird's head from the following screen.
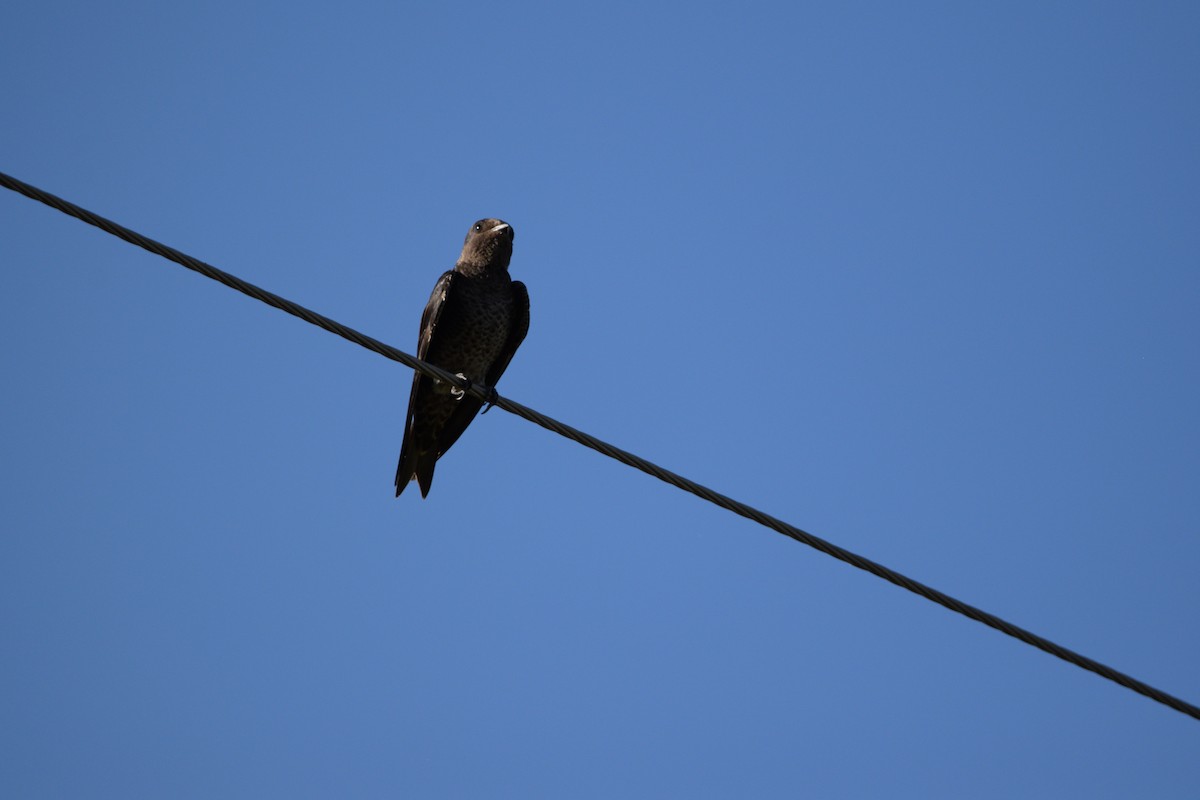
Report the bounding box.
[458,218,515,273]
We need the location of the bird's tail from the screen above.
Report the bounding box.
[395,449,437,498]
[415,453,436,498]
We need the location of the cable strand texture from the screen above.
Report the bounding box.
[3,170,1196,723]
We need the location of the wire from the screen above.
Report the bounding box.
[3,169,1197,723]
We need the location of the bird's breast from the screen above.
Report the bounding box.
[428,278,515,383]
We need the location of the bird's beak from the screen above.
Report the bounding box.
[489,222,510,234]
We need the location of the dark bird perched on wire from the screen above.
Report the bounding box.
[395,219,530,497]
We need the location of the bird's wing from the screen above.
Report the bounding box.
[416,270,457,361]
[396,270,457,494]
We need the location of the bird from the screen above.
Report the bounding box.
[395,218,529,498]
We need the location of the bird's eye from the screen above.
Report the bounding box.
[473,223,483,232]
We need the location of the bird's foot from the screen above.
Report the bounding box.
[450,372,469,400]
[481,386,500,414]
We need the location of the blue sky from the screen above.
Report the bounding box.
[2,2,1198,797]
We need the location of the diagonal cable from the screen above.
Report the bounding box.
[2,169,1197,723]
